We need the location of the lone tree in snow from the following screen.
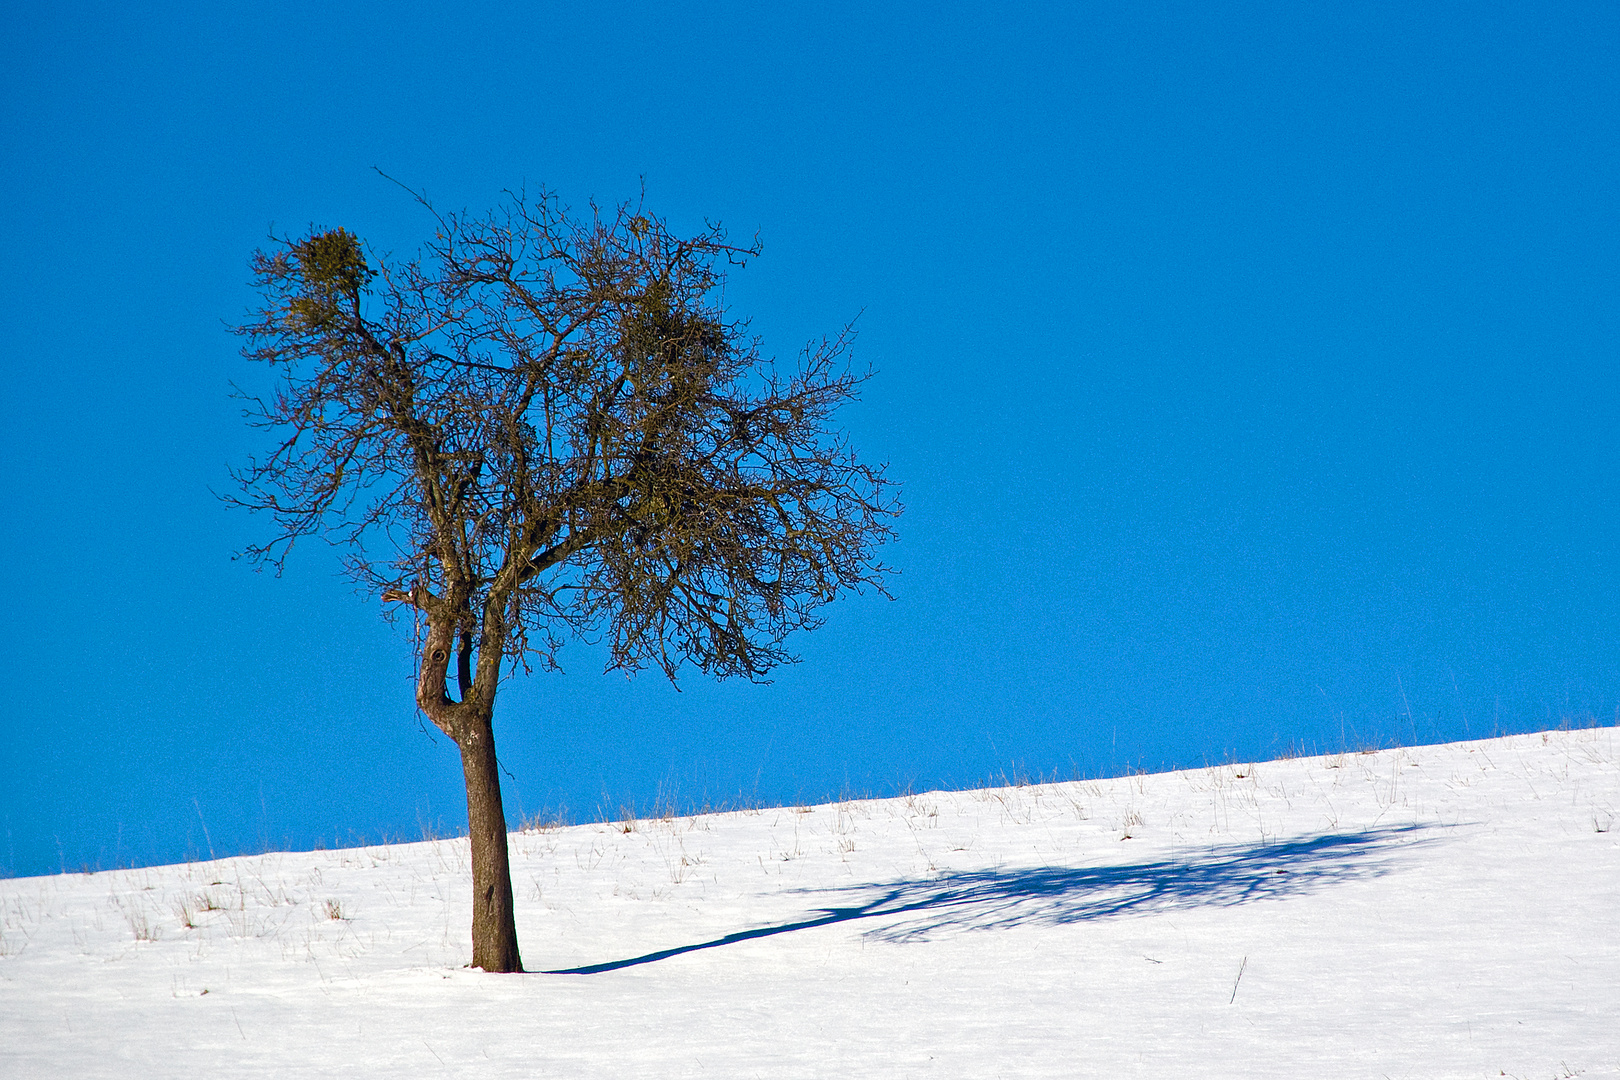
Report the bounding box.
[230,188,900,972]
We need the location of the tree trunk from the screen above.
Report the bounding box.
[458,713,523,972]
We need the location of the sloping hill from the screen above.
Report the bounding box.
[3,728,1616,1078]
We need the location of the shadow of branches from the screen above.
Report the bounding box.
[544,823,1438,975]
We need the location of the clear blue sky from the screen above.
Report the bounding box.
[2,1,1616,878]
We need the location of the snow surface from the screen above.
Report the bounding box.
[3,728,1617,1078]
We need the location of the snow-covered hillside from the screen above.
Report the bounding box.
[3,728,1616,1079]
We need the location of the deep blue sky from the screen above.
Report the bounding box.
[3,2,1616,878]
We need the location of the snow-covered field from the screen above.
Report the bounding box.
[3,728,1616,1079]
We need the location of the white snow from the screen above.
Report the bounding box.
[3,728,1617,1078]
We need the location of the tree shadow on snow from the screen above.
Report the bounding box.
[542,823,1439,975]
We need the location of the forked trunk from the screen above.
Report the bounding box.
[458,714,523,972]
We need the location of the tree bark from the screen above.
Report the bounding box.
[458,713,523,973]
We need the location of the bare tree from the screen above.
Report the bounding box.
[229,188,900,972]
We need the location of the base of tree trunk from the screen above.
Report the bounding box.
[459,717,523,973]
